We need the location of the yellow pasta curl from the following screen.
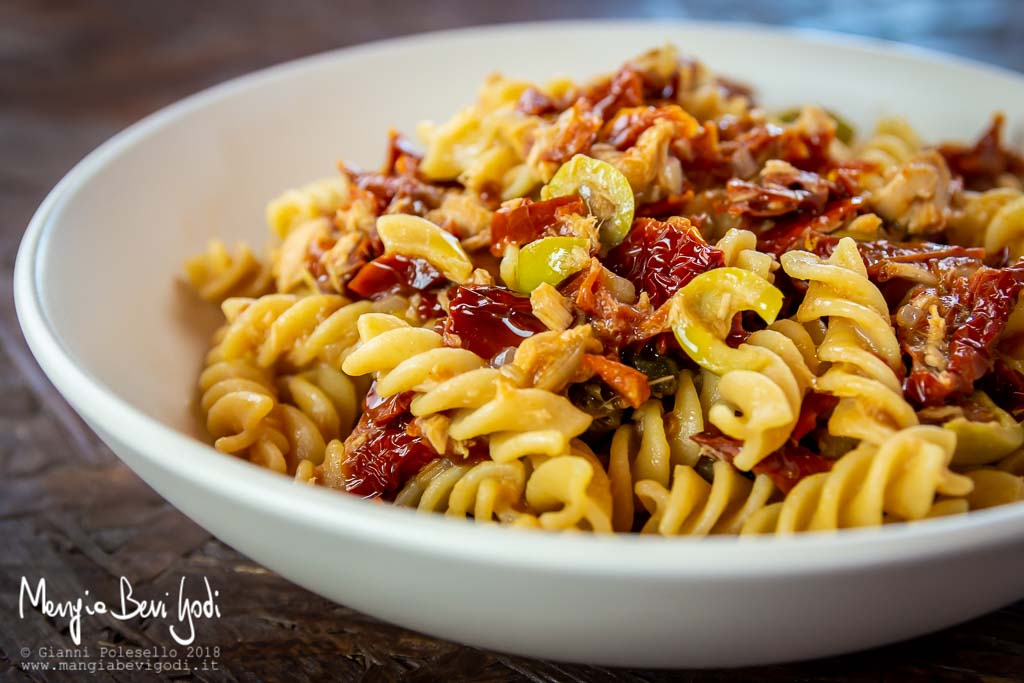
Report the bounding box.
[636,460,775,536]
[518,447,614,532]
[198,358,326,474]
[211,293,379,370]
[417,75,541,199]
[669,267,813,471]
[184,240,273,303]
[341,315,593,463]
[948,187,1024,260]
[782,237,916,446]
[396,457,528,523]
[266,175,350,239]
[715,228,776,282]
[665,369,704,469]
[963,469,1024,510]
[278,364,361,443]
[855,117,921,190]
[741,426,972,534]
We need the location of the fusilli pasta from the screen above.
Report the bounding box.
[183,44,1024,535]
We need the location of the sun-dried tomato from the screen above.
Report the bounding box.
[716,76,755,102]
[489,195,587,256]
[341,413,438,498]
[727,165,831,217]
[600,105,698,150]
[341,385,435,498]
[678,118,839,192]
[305,230,383,294]
[691,428,832,494]
[981,358,1024,420]
[413,291,445,321]
[536,101,602,164]
[348,253,447,299]
[757,198,864,255]
[790,391,840,442]
[344,133,449,216]
[947,264,1024,390]
[564,259,648,350]
[903,261,1024,406]
[350,171,446,216]
[381,129,423,176]
[605,217,724,308]
[857,242,987,282]
[516,87,562,116]
[749,443,833,494]
[580,66,645,120]
[443,285,547,360]
[364,385,414,422]
[581,354,651,409]
[939,114,1024,191]
[724,314,754,348]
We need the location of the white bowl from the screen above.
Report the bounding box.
[14,20,1024,668]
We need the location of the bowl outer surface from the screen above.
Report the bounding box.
[14,20,1024,667]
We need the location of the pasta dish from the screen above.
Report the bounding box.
[184,45,1024,535]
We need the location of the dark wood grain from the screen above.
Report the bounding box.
[2,1,1023,680]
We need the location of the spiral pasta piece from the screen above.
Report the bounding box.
[855,118,921,189]
[978,191,1024,260]
[997,449,1024,476]
[963,469,1024,510]
[608,424,638,532]
[417,75,541,198]
[630,400,672,487]
[266,176,350,239]
[949,187,1024,260]
[184,240,273,303]
[782,237,916,445]
[198,358,326,474]
[376,214,474,283]
[665,369,704,469]
[711,327,815,471]
[212,293,380,370]
[605,396,682,532]
[341,315,593,463]
[278,364,362,442]
[669,267,812,470]
[636,460,775,536]
[519,448,614,532]
[715,228,776,282]
[199,360,280,456]
[741,426,972,534]
[395,457,528,523]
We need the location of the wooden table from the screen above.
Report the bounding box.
[2,1,1022,680]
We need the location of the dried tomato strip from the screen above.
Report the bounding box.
[490,195,587,256]
[904,261,1024,406]
[341,387,436,499]
[691,429,832,494]
[443,285,547,360]
[348,253,446,300]
[605,217,724,308]
[939,114,1024,191]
